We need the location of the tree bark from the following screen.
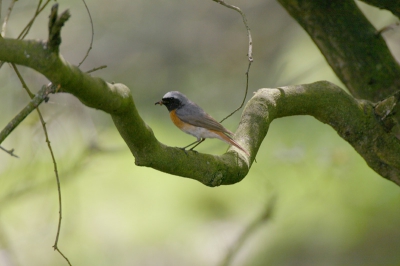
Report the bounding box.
[1,4,399,186]
[278,0,400,102]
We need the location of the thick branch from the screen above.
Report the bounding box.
[0,6,399,186]
[0,38,130,115]
[0,36,254,186]
[1,36,399,184]
[250,82,400,185]
[70,73,400,185]
[278,0,400,102]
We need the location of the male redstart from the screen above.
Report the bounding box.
[155,91,249,156]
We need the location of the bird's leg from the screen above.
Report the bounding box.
[178,139,199,154]
[181,140,200,150]
[178,138,206,153]
[189,138,205,151]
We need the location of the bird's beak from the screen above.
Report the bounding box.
[155,100,163,105]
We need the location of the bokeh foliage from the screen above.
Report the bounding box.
[0,0,399,265]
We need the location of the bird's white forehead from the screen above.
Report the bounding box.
[163,91,175,98]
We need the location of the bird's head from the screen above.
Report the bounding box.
[155,91,188,112]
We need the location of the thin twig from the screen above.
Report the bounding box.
[11,64,71,265]
[1,0,17,37]
[12,63,34,97]
[220,61,252,123]
[0,145,19,158]
[212,0,253,62]
[18,0,52,40]
[0,84,52,145]
[86,65,107,74]
[77,0,94,67]
[37,105,70,265]
[40,117,72,266]
[211,0,253,123]
[55,249,72,266]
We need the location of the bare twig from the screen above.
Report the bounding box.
[18,0,52,40]
[12,63,34,97]
[212,0,253,62]
[0,65,53,156]
[0,84,54,145]
[211,0,253,123]
[55,249,72,266]
[77,0,94,67]
[0,145,18,158]
[220,62,252,123]
[11,63,71,265]
[47,5,72,264]
[40,107,71,266]
[86,65,107,74]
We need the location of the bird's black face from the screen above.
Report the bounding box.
[155,97,183,112]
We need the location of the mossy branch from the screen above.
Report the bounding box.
[0,5,399,186]
[278,0,400,102]
[256,83,400,185]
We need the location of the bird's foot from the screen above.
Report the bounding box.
[177,147,198,155]
[189,148,198,154]
[178,147,188,155]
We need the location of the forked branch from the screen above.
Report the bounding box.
[48,4,70,52]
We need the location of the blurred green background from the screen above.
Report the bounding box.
[1,0,400,265]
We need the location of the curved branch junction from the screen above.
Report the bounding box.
[0,4,399,186]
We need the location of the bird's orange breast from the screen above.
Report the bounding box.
[170,109,188,130]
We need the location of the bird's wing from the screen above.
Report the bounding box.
[176,102,233,135]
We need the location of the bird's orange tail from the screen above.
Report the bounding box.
[219,133,250,156]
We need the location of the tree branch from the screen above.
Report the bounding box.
[212,0,253,124]
[0,37,131,114]
[0,146,18,158]
[0,28,253,187]
[0,5,399,186]
[278,0,400,102]
[0,84,54,144]
[251,82,400,185]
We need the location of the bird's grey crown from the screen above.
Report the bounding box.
[162,91,189,104]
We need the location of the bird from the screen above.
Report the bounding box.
[155,91,249,156]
